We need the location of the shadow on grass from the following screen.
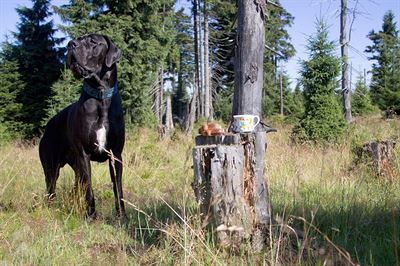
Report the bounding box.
[273,200,400,265]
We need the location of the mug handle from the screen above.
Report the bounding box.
[253,115,260,127]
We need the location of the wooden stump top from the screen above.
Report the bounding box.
[195,134,241,146]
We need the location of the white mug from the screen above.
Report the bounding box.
[232,115,260,133]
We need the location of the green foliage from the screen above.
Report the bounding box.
[366,10,400,113]
[294,19,346,142]
[43,67,81,125]
[0,59,24,141]
[263,0,296,117]
[210,0,295,120]
[171,9,193,121]
[4,0,65,137]
[213,87,233,123]
[55,0,176,127]
[1,119,400,265]
[209,0,236,121]
[352,75,376,116]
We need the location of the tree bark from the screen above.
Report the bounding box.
[192,133,272,250]
[165,94,174,133]
[204,0,212,119]
[232,0,265,123]
[185,73,198,135]
[280,74,283,115]
[341,0,352,123]
[193,0,201,120]
[192,0,271,250]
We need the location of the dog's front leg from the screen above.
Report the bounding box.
[75,152,96,219]
[109,154,125,218]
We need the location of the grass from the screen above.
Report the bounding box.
[0,116,399,265]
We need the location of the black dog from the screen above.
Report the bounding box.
[39,34,125,219]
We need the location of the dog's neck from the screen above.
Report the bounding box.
[83,65,118,100]
[83,81,117,100]
[84,65,117,90]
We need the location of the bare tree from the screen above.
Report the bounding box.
[232,0,265,120]
[341,0,352,123]
[204,0,212,119]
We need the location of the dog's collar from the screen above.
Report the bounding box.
[83,82,118,100]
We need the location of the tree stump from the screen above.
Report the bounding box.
[192,132,272,250]
[356,140,397,178]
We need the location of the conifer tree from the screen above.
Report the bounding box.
[56,0,176,126]
[209,0,295,121]
[0,57,24,140]
[6,0,64,136]
[43,67,81,125]
[352,75,375,116]
[366,10,400,113]
[294,19,346,142]
[171,8,194,123]
[264,0,296,117]
[284,81,304,119]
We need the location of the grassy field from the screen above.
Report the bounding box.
[0,116,399,265]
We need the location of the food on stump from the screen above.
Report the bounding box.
[198,123,225,136]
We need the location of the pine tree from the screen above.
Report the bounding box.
[294,19,346,142]
[352,75,375,116]
[56,0,176,126]
[7,0,65,136]
[0,57,24,141]
[209,0,236,122]
[43,66,81,125]
[263,0,296,117]
[209,0,295,121]
[284,81,304,118]
[171,8,194,123]
[366,10,400,113]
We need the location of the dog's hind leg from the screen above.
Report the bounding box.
[109,154,125,218]
[39,151,61,201]
[45,165,60,200]
[74,152,96,219]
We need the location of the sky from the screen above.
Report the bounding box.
[1,0,399,88]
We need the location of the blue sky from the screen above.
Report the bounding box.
[1,0,399,88]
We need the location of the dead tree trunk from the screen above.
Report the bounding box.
[193,133,271,250]
[279,74,283,116]
[232,0,265,121]
[193,0,271,250]
[356,140,397,178]
[165,94,174,134]
[185,73,198,135]
[341,0,352,123]
[204,0,212,119]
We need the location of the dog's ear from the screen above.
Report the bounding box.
[104,36,121,68]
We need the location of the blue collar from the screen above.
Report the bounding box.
[83,82,118,100]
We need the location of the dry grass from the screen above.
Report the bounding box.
[0,117,399,265]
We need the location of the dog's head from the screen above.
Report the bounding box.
[67,34,121,80]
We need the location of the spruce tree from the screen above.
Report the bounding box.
[352,75,375,116]
[209,0,295,121]
[263,0,296,117]
[0,58,24,141]
[284,82,304,119]
[171,8,194,122]
[366,10,400,113]
[43,67,81,125]
[294,19,346,142]
[209,0,236,122]
[55,0,176,126]
[9,0,64,136]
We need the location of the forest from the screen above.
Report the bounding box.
[0,0,399,265]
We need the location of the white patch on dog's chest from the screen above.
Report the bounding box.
[96,125,107,151]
